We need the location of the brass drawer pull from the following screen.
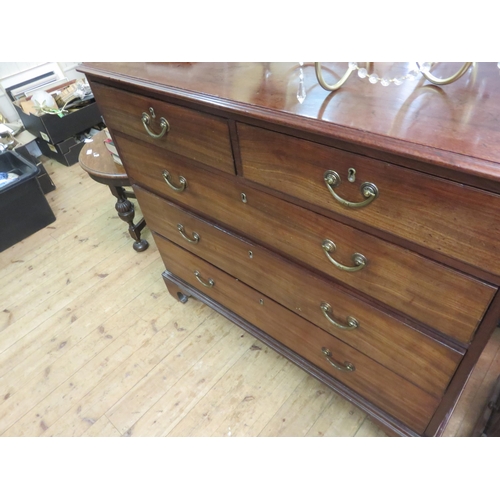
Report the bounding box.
[177,223,199,244]
[320,302,359,330]
[321,239,367,272]
[321,348,355,372]
[162,170,187,192]
[141,110,170,139]
[194,270,214,288]
[324,170,378,208]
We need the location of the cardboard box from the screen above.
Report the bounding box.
[36,135,86,167]
[14,99,103,145]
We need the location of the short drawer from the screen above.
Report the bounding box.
[90,82,235,174]
[238,123,500,277]
[156,235,441,434]
[116,134,496,343]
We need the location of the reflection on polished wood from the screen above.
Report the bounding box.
[78,130,127,181]
[81,62,500,181]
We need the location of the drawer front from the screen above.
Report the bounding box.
[137,186,463,398]
[116,134,496,343]
[90,82,235,174]
[238,123,500,276]
[156,235,441,434]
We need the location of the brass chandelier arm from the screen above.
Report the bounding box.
[417,62,473,85]
[314,62,475,91]
[314,62,355,91]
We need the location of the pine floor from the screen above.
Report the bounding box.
[1,157,499,438]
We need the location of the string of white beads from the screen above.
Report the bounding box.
[348,62,431,86]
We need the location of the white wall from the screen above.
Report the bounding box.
[0,62,83,122]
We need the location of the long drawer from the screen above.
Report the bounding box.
[137,185,463,398]
[155,234,441,434]
[115,134,496,343]
[91,82,236,175]
[238,123,500,277]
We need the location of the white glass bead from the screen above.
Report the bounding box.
[380,78,390,86]
[407,69,420,81]
[393,77,404,86]
[368,73,379,84]
[497,62,500,69]
[420,62,432,72]
[348,62,357,70]
[357,68,368,78]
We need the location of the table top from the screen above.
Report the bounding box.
[79,130,127,181]
[79,62,500,185]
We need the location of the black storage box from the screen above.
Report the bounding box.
[0,150,56,252]
[14,99,103,145]
[36,135,86,167]
[15,142,56,194]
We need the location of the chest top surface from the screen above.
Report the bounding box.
[80,62,500,183]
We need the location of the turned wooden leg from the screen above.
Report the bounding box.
[164,280,192,303]
[109,185,149,252]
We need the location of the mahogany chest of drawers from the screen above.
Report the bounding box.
[80,62,500,436]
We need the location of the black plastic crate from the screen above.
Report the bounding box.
[36,135,85,167]
[15,141,56,194]
[0,150,56,252]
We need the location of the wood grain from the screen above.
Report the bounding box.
[79,62,500,187]
[156,236,441,434]
[115,135,495,343]
[90,82,236,175]
[239,123,500,277]
[79,130,127,181]
[160,338,305,437]
[139,189,463,398]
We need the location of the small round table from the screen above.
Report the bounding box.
[79,130,148,252]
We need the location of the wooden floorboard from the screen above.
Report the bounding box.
[0,157,497,437]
